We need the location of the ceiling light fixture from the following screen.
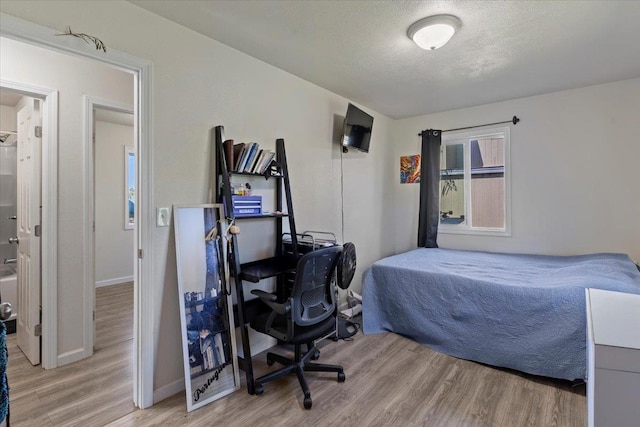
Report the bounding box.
[408,14,462,51]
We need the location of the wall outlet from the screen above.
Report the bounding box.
[157,207,170,227]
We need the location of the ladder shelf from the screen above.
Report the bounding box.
[213,125,299,395]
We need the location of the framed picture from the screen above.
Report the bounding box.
[173,204,240,411]
[400,154,421,183]
[124,146,135,230]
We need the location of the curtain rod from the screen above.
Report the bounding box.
[418,116,520,136]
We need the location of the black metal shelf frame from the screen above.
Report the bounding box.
[214,125,299,395]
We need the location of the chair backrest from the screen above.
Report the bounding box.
[290,245,342,327]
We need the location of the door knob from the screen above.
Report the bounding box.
[0,302,11,321]
[8,236,19,244]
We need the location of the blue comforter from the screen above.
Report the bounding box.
[362,248,640,380]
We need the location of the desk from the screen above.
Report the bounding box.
[586,289,640,427]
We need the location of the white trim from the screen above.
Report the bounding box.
[153,379,185,405]
[134,53,155,410]
[1,79,59,370]
[2,13,155,408]
[83,96,134,361]
[57,348,86,367]
[95,276,135,288]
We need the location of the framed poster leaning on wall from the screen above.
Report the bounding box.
[173,204,240,412]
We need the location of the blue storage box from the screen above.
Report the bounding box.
[232,195,262,216]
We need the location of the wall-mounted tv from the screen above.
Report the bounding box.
[342,103,373,153]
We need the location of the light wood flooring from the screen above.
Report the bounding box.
[6,282,135,426]
[7,283,586,426]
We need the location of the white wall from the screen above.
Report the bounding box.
[95,119,134,286]
[0,104,16,129]
[0,1,394,398]
[0,105,18,265]
[392,78,640,264]
[0,36,134,358]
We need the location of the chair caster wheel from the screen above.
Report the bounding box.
[337,372,346,382]
[311,350,320,360]
[254,383,264,395]
[304,395,312,409]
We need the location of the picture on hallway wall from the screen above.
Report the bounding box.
[124,146,135,230]
[400,154,421,183]
[174,204,240,412]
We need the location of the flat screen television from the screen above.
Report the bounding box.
[341,103,373,153]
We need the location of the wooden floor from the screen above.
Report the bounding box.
[7,284,586,426]
[6,282,135,426]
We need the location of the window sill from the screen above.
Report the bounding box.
[439,226,511,237]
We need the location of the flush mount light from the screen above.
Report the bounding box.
[408,14,462,51]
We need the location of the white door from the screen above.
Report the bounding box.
[16,99,42,365]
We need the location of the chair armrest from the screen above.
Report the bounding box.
[251,290,291,315]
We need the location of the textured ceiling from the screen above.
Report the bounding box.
[130,0,640,119]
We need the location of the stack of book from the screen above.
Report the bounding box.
[223,139,276,174]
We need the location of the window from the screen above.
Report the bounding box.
[124,146,135,230]
[439,126,510,236]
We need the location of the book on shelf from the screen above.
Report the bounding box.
[248,149,263,173]
[233,142,246,171]
[241,143,259,172]
[236,142,254,172]
[251,150,266,173]
[258,151,276,174]
[223,139,234,172]
[225,141,274,174]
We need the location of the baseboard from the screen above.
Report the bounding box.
[153,378,184,404]
[57,348,86,366]
[95,275,134,288]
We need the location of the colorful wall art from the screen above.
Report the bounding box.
[400,155,421,183]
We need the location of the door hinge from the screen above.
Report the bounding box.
[35,126,42,138]
[34,323,42,336]
[93,310,95,321]
[35,225,41,237]
[92,222,95,232]
[138,249,144,259]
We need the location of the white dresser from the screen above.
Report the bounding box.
[586,288,640,427]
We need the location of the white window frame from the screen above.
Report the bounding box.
[439,126,511,237]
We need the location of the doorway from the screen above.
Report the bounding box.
[92,106,135,356]
[1,13,154,409]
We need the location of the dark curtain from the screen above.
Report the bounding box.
[417,129,441,248]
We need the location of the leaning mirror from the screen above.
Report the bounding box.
[174,204,240,412]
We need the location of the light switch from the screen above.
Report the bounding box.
[157,207,170,227]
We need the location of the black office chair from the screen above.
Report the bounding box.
[250,245,345,409]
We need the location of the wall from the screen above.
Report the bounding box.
[0,36,134,359]
[94,119,134,286]
[0,1,394,399]
[392,78,640,264]
[0,105,17,266]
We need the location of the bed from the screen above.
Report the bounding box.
[362,248,640,380]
